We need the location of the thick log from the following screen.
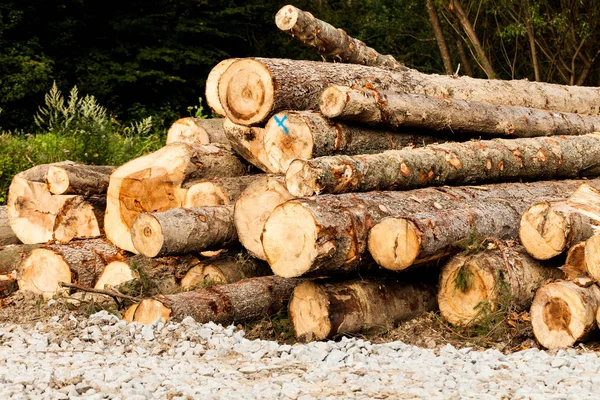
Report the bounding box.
[180,253,272,289]
[286,134,600,197]
[145,276,302,325]
[105,143,247,253]
[263,110,447,174]
[583,234,600,282]
[369,196,558,271]
[275,5,403,71]
[17,239,121,299]
[320,86,600,137]
[132,299,172,325]
[289,279,437,342]
[0,206,19,246]
[217,58,600,126]
[131,206,236,257]
[53,196,105,244]
[206,59,239,117]
[520,200,597,260]
[531,281,600,349]
[166,117,229,146]
[46,164,115,195]
[183,175,264,208]
[438,245,564,326]
[222,119,276,172]
[234,175,294,260]
[263,179,600,278]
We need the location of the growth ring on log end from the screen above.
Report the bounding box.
[519,202,570,260]
[288,281,332,342]
[368,217,421,271]
[131,213,164,258]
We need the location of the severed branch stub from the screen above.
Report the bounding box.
[60,281,141,303]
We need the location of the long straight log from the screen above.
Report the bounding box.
[438,244,564,326]
[134,276,302,325]
[262,178,600,278]
[218,58,600,126]
[0,206,19,246]
[105,143,247,253]
[531,281,600,349]
[286,134,600,197]
[289,279,437,342]
[206,59,239,117]
[46,164,115,195]
[166,118,229,146]
[320,86,600,137]
[183,175,265,208]
[263,110,448,174]
[131,206,236,257]
[275,5,403,71]
[222,119,276,172]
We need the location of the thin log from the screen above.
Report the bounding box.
[234,175,293,260]
[0,206,19,246]
[206,59,239,117]
[275,5,403,71]
[166,117,229,146]
[217,58,600,126]
[131,206,236,257]
[60,282,141,303]
[320,86,600,137]
[180,253,272,289]
[46,164,115,195]
[285,134,600,197]
[438,244,564,326]
[531,281,600,349]
[53,196,105,244]
[183,175,264,208]
[263,110,447,174]
[290,279,437,342]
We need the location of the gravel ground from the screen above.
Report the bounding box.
[1,309,599,400]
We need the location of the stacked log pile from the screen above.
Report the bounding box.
[4,4,600,349]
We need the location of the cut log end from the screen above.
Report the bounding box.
[133,299,172,325]
[262,202,318,277]
[18,249,72,300]
[122,304,139,323]
[289,280,331,342]
[183,182,229,207]
[368,218,421,271]
[94,261,136,290]
[206,59,238,117]
[438,255,496,326]
[519,202,569,260]
[565,242,587,273]
[219,59,274,126]
[285,160,319,197]
[584,234,600,281]
[319,85,351,118]
[131,214,164,258]
[264,112,314,174]
[166,117,210,145]
[46,166,70,195]
[275,5,299,31]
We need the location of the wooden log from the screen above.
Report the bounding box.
[263,110,447,174]
[320,85,600,137]
[520,200,597,260]
[263,179,600,278]
[0,244,41,275]
[368,196,558,271]
[122,304,139,322]
[206,59,239,117]
[0,275,18,298]
[234,175,294,260]
[131,206,236,257]
[105,143,247,253]
[46,164,115,195]
[438,244,564,326]
[165,117,229,146]
[531,281,600,349]
[289,279,437,342]
[582,234,600,282]
[222,119,276,172]
[285,134,600,197]
[137,276,302,325]
[275,5,403,71]
[217,58,600,126]
[132,299,172,325]
[180,253,272,289]
[565,242,587,274]
[0,206,20,246]
[53,196,105,244]
[183,175,264,208]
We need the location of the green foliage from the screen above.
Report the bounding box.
[454,264,474,293]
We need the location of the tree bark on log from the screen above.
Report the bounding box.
[131,206,236,257]
[263,110,447,174]
[275,5,403,72]
[289,279,437,342]
[53,196,105,244]
[137,276,303,325]
[180,253,272,289]
[520,201,597,260]
[263,178,600,278]
[166,118,229,146]
[217,58,600,126]
[222,119,276,173]
[46,164,115,195]
[369,196,559,272]
[438,244,564,326]
[105,143,247,253]
[0,244,41,275]
[286,134,600,197]
[0,206,19,246]
[206,59,239,117]
[320,85,600,138]
[183,175,265,208]
[531,281,600,349]
[234,175,294,260]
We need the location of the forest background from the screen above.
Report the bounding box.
[0,0,598,202]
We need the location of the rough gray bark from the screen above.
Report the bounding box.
[0,206,19,246]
